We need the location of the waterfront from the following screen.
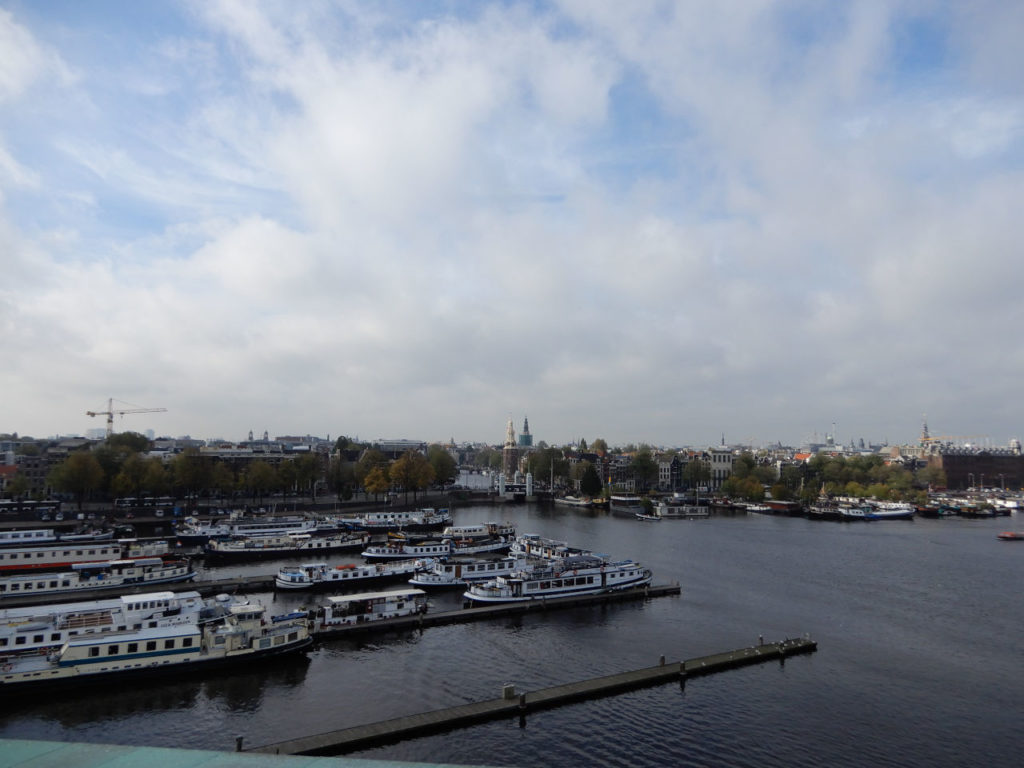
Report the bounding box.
[1,504,1022,767]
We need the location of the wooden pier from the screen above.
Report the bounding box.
[247,636,817,756]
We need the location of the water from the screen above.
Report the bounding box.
[2,504,1022,767]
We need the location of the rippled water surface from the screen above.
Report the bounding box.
[2,504,1022,767]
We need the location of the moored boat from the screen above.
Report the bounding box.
[361,536,510,561]
[997,531,1024,541]
[315,588,427,630]
[553,496,594,508]
[462,554,652,604]
[0,598,311,692]
[409,553,528,588]
[175,514,336,546]
[0,528,114,548]
[274,559,427,591]
[509,533,592,560]
[0,539,172,573]
[439,522,516,540]
[202,531,369,565]
[0,590,245,656]
[0,557,195,597]
[332,507,452,533]
[609,494,645,518]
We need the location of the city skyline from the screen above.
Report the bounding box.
[2,3,1021,448]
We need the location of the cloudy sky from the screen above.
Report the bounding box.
[1,1,1021,449]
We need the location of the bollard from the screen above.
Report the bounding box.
[518,693,527,711]
[659,655,665,666]
[235,736,244,752]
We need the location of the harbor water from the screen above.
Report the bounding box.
[1,503,1022,767]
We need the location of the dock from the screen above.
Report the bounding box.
[247,636,817,756]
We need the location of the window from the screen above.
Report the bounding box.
[50,633,61,642]
[182,638,193,648]
[89,647,99,657]
[163,639,175,649]
[127,643,138,653]
[107,645,119,655]
[146,641,157,651]
[15,637,25,645]
[33,634,43,643]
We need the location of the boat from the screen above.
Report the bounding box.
[838,501,915,521]
[314,588,427,630]
[439,522,516,540]
[0,528,114,548]
[655,498,709,519]
[175,514,336,545]
[409,553,529,588]
[0,597,312,692]
[201,531,369,565]
[997,531,1024,541]
[0,539,172,573]
[635,511,662,522]
[553,496,594,508]
[274,559,428,591]
[0,590,247,656]
[609,494,645,518]
[332,507,452,533]
[0,557,195,597]
[509,533,592,561]
[361,535,510,561]
[462,554,653,604]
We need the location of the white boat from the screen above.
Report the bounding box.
[609,494,645,517]
[635,511,662,522]
[175,514,335,545]
[315,588,427,629]
[553,496,594,508]
[409,554,528,588]
[332,507,452,532]
[655,499,709,519]
[202,531,369,564]
[0,557,195,598]
[0,539,171,573]
[0,598,311,692]
[463,554,653,604]
[274,559,428,591]
[361,536,510,561]
[0,590,245,656]
[439,522,516,540]
[839,501,916,521]
[509,533,592,561]
[0,529,114,548]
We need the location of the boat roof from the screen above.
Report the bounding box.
[324,588,425,604]
[66,623,200,645]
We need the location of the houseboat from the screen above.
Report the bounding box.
[609,494,645,518]
[439,522,516,540]
[0,529,114,548]
[0,557,195,598]
[315,588,427,630]
[274,559,428,591]
[509,533,592,561]
[361,536,509,561]
[553,496,594,508]
[463,555,653,604]
[175,514,336,546]
[202,531,369,565]
[0,539,172,573]
[0,598,311,692]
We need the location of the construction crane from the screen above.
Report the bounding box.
[87,398,167,438]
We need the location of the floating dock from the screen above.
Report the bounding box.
[248,636,816,756]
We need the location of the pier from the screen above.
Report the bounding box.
[247,636,817,756]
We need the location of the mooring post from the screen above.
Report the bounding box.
[235,736,244,752]
[659,655,665,666]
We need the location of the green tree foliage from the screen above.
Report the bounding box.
[243,460,277,505]
[355,449,389,487]
[277,460,298,499]
[172,449,210,507]
[49,451,105,510]
[143,459,170,497]
[210,462,235,499]
[526,447,569,485]
[327,456,356,500]
[427,445,458,486]
[106,431,152,454]
[629,449,658,492]
[590,438,607,455]
[293,453,322,497]
[111,453,148,499]
[390,450,435,503]
[579,462,603,496]
[682,459,711,489]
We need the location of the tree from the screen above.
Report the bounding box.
[629,449,658,493]
[390,450,435,504]
[580,462,603,496]
[111,453,148,499]
[682,459,711,490]
[327,456,355,500]
[591,438,608,456]
[277,460,298,500]
[526,447,568,486]
[49,451,105,511]
[355,449,389,487]
[172,449,210,509]
[363,465,390,501]
[427,445,458,486]
[243,460,277,505]
[579,438,588,451]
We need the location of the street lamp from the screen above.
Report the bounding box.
[968,473,974,490]
[980,474,985,490]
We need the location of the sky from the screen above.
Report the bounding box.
[1,1,1022,449]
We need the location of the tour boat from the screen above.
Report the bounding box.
[409,554,528,588]
[0,529,114,548]
[0,590,246,656]
[0,557,195,597]
[439,522,516,540]
[361,536,510,561]
[315,588,427,630]
[0,539,172,573]
[202,531,369,565]
[553,496,594,508]
[634,511,662,522]
[462,555,653,604]
[274,558,428,591]
[655,499,709,519]
[332,507,452,533]
[0,598,312,692]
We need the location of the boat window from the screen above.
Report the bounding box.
[146,641,157,651]
[0,639,6,647]
[50,633,60,641]
[164,639,175,649]
[89,647,100,657]
[48,581,57,588]
[183,638,194,648]
[127,643,138,653]
[33,634,43,643]
[108,645,119,655]
[15,637,25,645]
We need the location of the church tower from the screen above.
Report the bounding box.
[518,415,533,448]
[502,418,519,479]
